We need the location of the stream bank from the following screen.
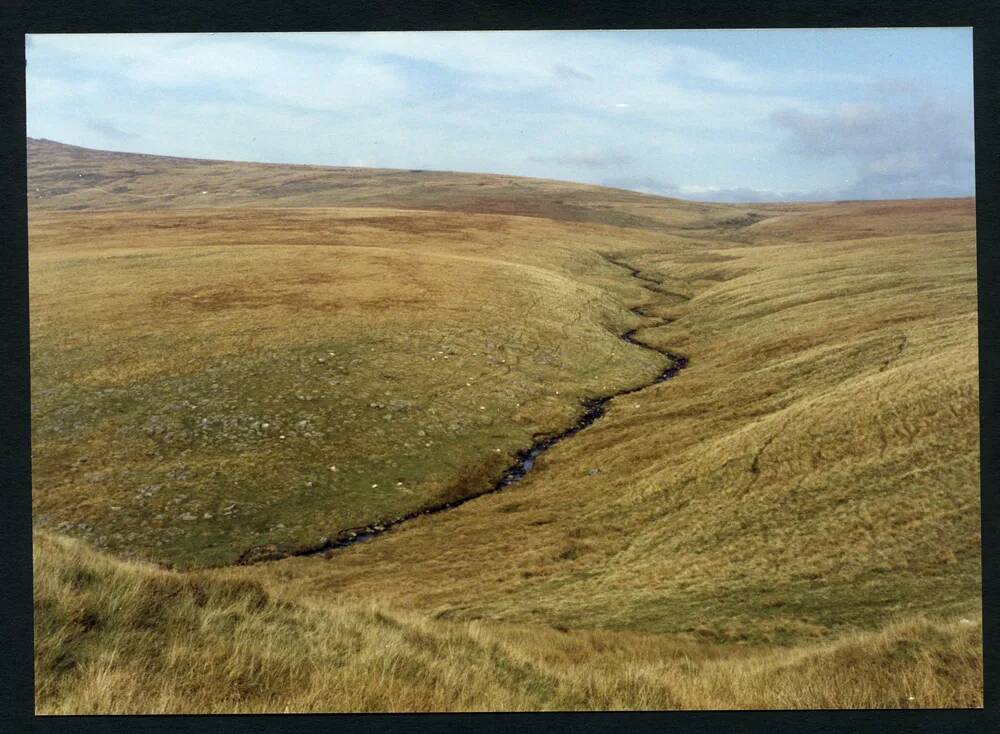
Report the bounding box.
[236,253,689,565]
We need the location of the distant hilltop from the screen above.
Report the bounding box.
[26,137,707,226]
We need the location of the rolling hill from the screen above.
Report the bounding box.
[28,138,981,711]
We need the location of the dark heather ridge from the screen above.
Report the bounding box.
[236,253,689,565]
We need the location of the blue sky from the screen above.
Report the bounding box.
[25,30,974,202]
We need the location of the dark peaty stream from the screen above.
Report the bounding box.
[236,253,689,564]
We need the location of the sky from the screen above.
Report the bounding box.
[25,29,975,203]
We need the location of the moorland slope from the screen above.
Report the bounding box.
[29,139,981,711]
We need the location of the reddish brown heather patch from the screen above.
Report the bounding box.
[152,286,345,313]
[748,197,975,242]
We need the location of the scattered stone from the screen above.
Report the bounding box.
[166,467,192,481]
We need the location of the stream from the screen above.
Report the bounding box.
[236,253,689,564]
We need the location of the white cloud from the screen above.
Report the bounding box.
[771,95,974,198]
[529,149,634,168]
[25,31,973,202]
[29,34,412,114]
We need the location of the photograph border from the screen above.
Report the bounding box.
[2,1,997,732]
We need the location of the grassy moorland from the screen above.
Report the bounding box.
[29,139,981,710]
[34,529,981,712]
[30,207,677,566]
[235,203,980,648]
[27,137,741,230]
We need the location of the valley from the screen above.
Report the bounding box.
[28,138,982,711]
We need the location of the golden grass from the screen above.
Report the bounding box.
[27,137,735,232]
[35,529,982,713]
[29,138,982,710]
[237,211,980,646]
[30,208,678,565]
